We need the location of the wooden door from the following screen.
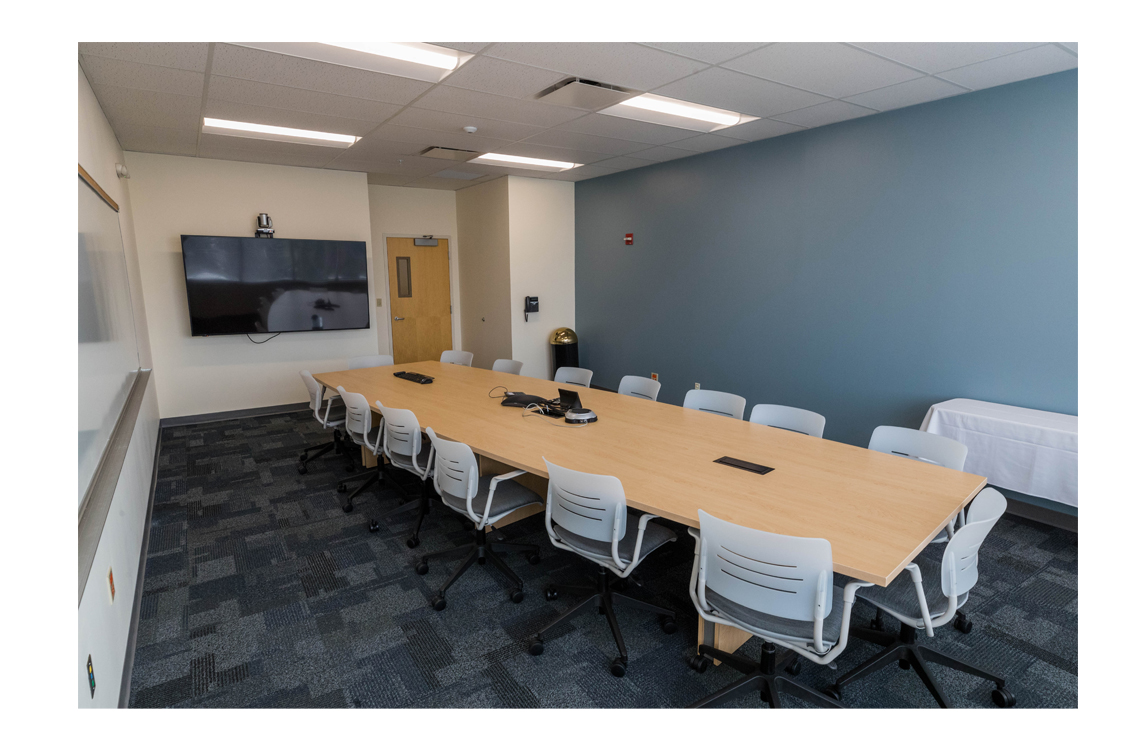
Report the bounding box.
[386,238,452,363]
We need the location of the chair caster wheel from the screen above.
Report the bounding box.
[529,639,544,656]
[823,685,843,702]
[690,655,710,673]
[661,616,677,635]
[432,596,446,611]
[368,521,380,533]
[297,463,308,475]
[544,586,559,601]
[785,659,802,676]
[406,536,419,549]
[898,658,910,670]
[526,552,540,565]
[510,589,524,604]
[610,658,627,678]
[759,690,770,703]
[337,483,347,493]
[342,503,353,513]
[954,612,973,634]
[477,557,486,565]
[415,561,429,575]
[992,687,1016,708]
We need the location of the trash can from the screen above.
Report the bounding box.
[550,327,579,375]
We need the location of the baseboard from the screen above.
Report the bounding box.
[160,402,307,428]
[1004,496,1077,533]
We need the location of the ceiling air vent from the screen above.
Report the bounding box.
[420,146,480,161]
[536,78,636,110]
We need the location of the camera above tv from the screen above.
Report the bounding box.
[180,235,369,336]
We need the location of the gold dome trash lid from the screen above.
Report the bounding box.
[550,327,577,345]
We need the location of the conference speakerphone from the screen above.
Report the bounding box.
[394,371,434,384]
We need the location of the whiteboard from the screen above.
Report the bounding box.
[78,176,140,507]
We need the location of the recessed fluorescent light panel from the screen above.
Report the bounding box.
[202,118,360,148]
[601,93,756,133]
[468,153,579,172]
[232,42,469,83]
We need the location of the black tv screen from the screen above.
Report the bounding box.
[180,235,369,336]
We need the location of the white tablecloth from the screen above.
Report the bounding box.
[920,399,1077,507]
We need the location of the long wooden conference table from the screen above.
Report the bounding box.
[314,361,986,655]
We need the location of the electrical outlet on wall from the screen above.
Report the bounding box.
[695,383,701,390]
[375,298,382,307]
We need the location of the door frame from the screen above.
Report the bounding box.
[381,234,457,363]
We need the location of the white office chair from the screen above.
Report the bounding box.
[686,510,873,708]
[825,488,1016,708]
[554,366,593,388]
[297,370,349,474]
[440,350,474,366]
[376,401,436,548]
[749,403,826,438]
[414,428,543,610]
[528,460,678,677]
[617,375,661,401]
[333,385,385,515]
[348,354,394,369]
[683,389,747,420]
[492,359,524,375]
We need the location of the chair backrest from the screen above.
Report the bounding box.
[941,487,1007,598]
[554,367,593,388]
[440,350,474,366]
[375,401,423,458]
[683,389,747,420]
[618,375,661,401]
[697,510,834,624]
[544,459,627,546]
[300,370,326,416]
[347,354,394,369]
[492,359,524,375]
[335,386,372,444]
[425,427,479,503]
[749,404,826,438]
[868,425,968,470]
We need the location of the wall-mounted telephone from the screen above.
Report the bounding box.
[524,296,539,322]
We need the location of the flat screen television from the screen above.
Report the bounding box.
[180,235,369,336]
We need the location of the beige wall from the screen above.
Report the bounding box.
[455,178,513,369]
[367,185,461,357]
[126,152,376,418]
[508,178,576,381]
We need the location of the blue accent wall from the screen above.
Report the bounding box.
[575,71,1077,448]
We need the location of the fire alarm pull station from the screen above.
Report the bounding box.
[624,233,633,245]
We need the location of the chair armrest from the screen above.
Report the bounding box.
[622,513,659,570]
[904,563,935,638]
[478,470,528,524]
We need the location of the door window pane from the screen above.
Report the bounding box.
[396,256,412,298]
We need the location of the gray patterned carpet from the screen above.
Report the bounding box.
[128,411,1078,708]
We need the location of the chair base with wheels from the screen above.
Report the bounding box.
[824,621,1015,708]
[529,567,678,677]
[416,526,540,610]
[689,641,843,709]
[297,428,354,475]
[366,474,436,544]
[335,454,385,513]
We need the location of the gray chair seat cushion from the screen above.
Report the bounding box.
[856,556,967,620]
[323,404,347,424]
[387,445,432,475]
[553,513,676,566]
[440,476,542,520]
[704,585,845,651]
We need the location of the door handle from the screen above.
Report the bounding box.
[393,316,404,321]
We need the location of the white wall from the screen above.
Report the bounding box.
[508,178,576,381]
[126,152,376,418]
[456,178,513,369]
[367,185,461,356]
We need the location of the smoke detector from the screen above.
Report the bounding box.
[463,125,478,134]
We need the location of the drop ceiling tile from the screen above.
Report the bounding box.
[640,42,772,64]
[439,56,566,99]
[620,144,697,162]
[323,153,440,176]
[493,142,610,166]
[486,43,709,91]
[521,129,648,156]
[196,145,335,170]
[850,42,1046,74]
[430,43,493,54]
[404,175,492,190]
[79,55,205,97]
[198,132,347,160]
[115,123,199,156]
[372,123,513,153]
[431,168,488,180]
[211,44,431,103]
[389,108,545,142]
[654,68,829,117]
[204,99,380,137]
[413,85,585,128]
[539,165,620,181]
[90,83,202,131]
[666,132,745,153]
[207,76,403,123]
[717,118,806,142]
[587,155,656,171]
[773,100,878,128]
[723,43,922,98]
[77,42,211,72]
[364,173,412,186]
[1058,42,1078,54]
[936,44,1078,90]
[845,76,969,112]
[556,113,696,145]
[343,135,433,158]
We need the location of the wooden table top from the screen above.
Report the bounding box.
[315,362,986,585]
